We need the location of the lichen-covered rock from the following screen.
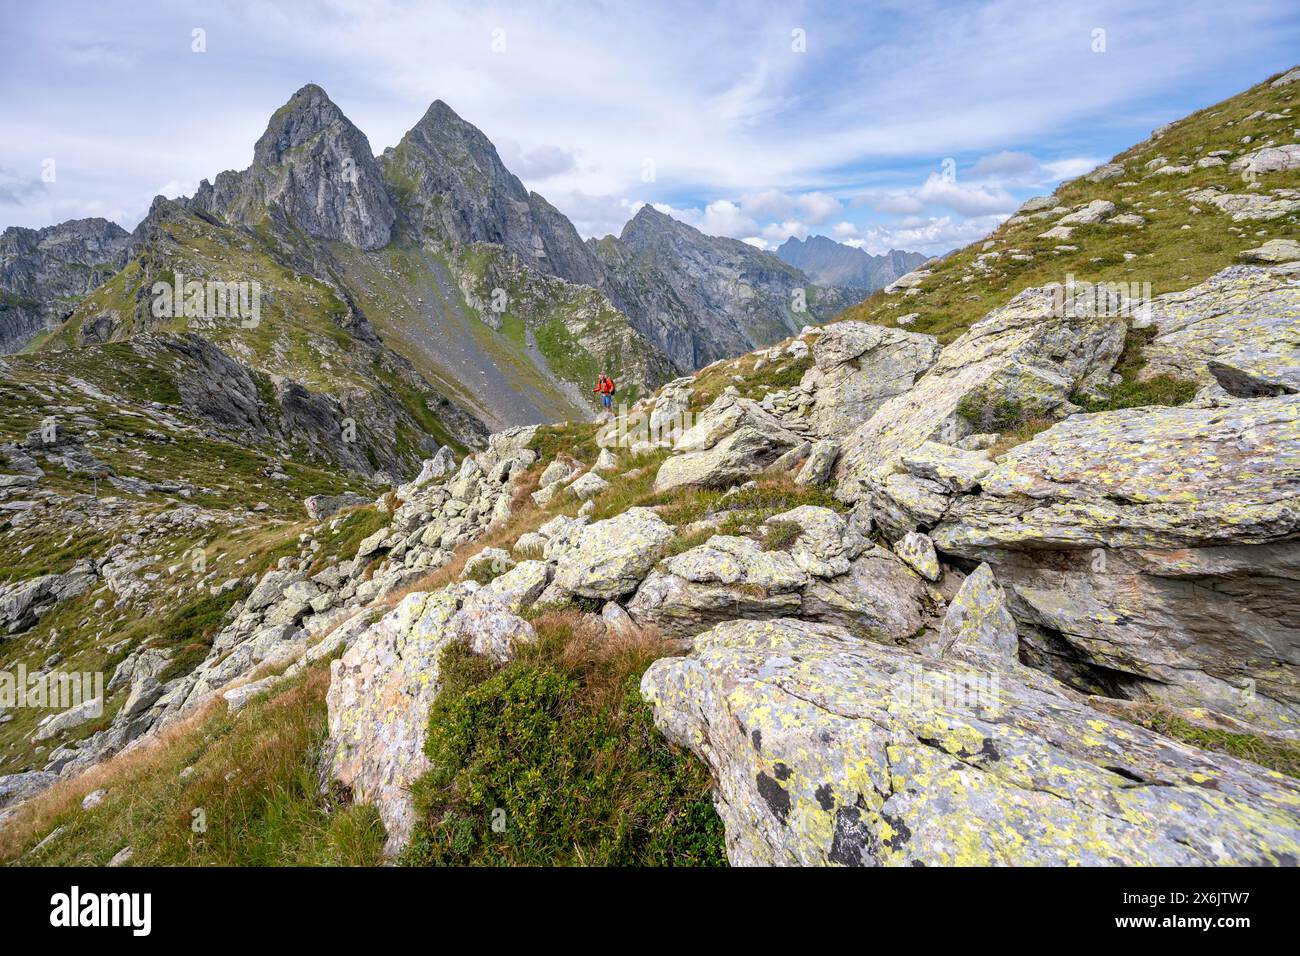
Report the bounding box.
[479,559,551,613]
[797,323,940,438]
[628,535,807,638]
[655,426,799,493]
[894,531,940,581]
[1240,239,1300,264]
[553,508,674,598]
[1139,262,1300,396]
[539,458,579,488]
[836,282,1126,499]
[800,546,936,642]
[933,563,1019,665]
[325,585,532,856]
[795,440,839,485]
[569,471,610,499]
[932,396,1300,725]
[641,618,1300,866]
[673,393,802,454]
[461,548,514,582]
[764,506,866,578]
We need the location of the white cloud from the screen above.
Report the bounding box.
[858,214,1010,256]
[498,141,580,181]
[701,199,759,238]
[795,191,841,224]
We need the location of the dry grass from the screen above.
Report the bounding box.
[0,695,226,861]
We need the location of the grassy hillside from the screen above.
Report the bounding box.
[837,69,1299,346]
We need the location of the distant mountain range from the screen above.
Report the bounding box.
[776,235,930,290]
[1,84,868,450]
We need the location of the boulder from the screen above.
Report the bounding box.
[655,426,798,493]
[399,446,457,496]
[628,535,807,638]
[325,586,531,857]
[539,458,579,488]
[932,396,1300,727]
[673,393,801,454]
[461,548,514,582]
[1229,143,1300,176]
[795,440,839,485]
[32,697,102,741]
[799,546,936,642]
[836,282,1127,499]
[798,323,941,438]
[1058,199,1115,225]
[479,559,551,613]
[0,562,98,635]
[0,770,60,810]
[569,471,610,499]
[933,563,1019,666]
[641,618,1300,865]
[553,508,674,599]
[1139,262,1300,396]
[894,531,940,581]
[1240,239,1300,264]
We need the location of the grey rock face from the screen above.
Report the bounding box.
[836,282,1127,498]
[190,84,395,250]
[592,205,850,370]
[798,322,941,438]
[382,100,603,288]
[0,218,130,352]
[553,508,674,599]
[642,617,1300,866]
[1139,262,1300,396]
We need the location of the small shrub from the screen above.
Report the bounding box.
[403,614,726,867]
[761,519,803,552]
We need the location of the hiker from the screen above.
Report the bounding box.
[593,373,616,411]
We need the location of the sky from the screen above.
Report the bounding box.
[1,0,1297,256]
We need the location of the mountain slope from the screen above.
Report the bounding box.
[776,235,928,290]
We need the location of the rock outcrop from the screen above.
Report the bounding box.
[836,282,1127,498]
[642,618,1300,865]
[931,396,1300,727]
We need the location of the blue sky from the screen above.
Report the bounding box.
[1,0,1297,255]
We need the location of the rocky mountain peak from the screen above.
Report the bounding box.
[189,83,395,250]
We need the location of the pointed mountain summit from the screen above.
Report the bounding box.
[381,99,603,286]
[190,83,395,250]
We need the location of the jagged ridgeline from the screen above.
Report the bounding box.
[2,68,1298,868]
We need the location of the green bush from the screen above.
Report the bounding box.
[402,620,726,867]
